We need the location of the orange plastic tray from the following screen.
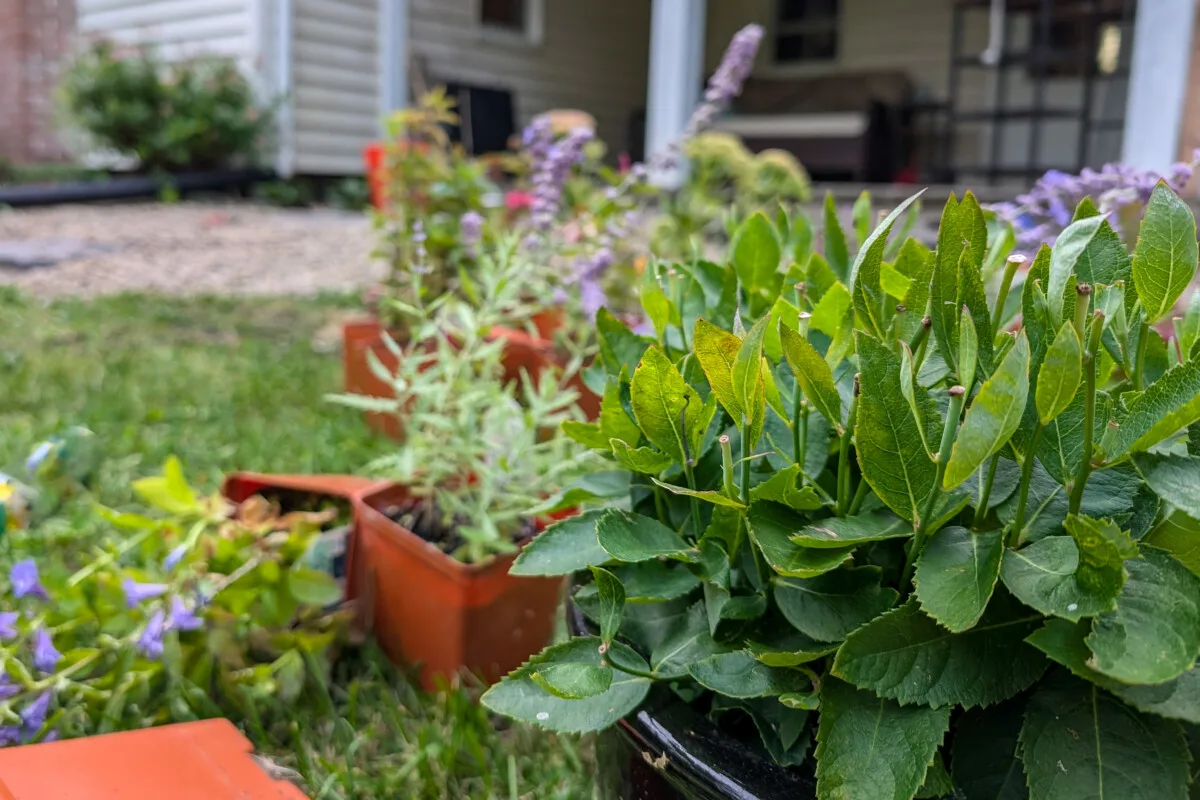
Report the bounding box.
[0,719,307,799]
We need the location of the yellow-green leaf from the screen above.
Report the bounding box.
[694,319,743,423]
[609,439,672,474]
[945,333,1030,489]
[781,324,842,434]
[1133,182,1199,323]
[1036,322,1082,426]
[630,346,704,464]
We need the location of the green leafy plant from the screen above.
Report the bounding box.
[484,183,1200,799]
[330,240,594,564]
[58,40,270,172]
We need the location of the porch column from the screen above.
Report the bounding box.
[645,0,707,187]
[1121,0,1197,173]
[380,0,409,119]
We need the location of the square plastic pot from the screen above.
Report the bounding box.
[0,719,305,799]
[351,482,567,690]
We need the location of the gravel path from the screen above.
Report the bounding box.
[0,202,384,298]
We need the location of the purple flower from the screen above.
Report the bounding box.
[19,692,50,734]
[704,24,764,107]
[32,629,60,674]
[459,211,484,249]
[163,544,188,572]
[523,118,593,230]
[166,596,202,632]
[137,609,165,659]
[0,726,20,747]
[0,612,17,641]
[10,560,47,601]
[579,279,607,318]
[121,578,168,608]
[0,674,19,701]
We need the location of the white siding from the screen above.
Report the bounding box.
[410,0,652,155]
[291,0,382,174]
[76,0,255,62]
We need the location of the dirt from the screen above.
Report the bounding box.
[0,201,385,298]
[384,497,537,557]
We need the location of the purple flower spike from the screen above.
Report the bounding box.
[137,609,166,659]
[10,560,48,601]
[459,211,484,249]
[163,544,188,572]
[19,692,50,734]
[0,674,19,701]
[167,596,202,632]
[0,726,20,747]
[121,578,169,608]
[32,629,61,674]
[0,612,17,641]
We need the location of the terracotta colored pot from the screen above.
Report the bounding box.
[341,317,599,439]
[351,482,567,690]
[0,719,305,799]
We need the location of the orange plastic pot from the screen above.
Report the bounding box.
[341,317,599,439]
[0,719,305,799]
[351,482,569,690]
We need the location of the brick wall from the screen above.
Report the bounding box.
[0,0,76,164]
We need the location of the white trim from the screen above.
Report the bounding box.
[645,0,706,188]
[275,0,295,177]
[713,112,868,139]
[380,0,409,127]
[476,0,545,47]
[1121,0,1197,172]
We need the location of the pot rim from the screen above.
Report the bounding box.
[566,590,817,800]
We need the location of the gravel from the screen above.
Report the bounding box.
[0,202,385,298]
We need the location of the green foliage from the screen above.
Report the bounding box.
[485,185,1200,800]
[59,40,270,172]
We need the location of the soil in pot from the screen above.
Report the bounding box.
[381,495,537,560]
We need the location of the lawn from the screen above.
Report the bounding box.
[0,288,592,799]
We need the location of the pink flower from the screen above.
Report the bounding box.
[505,191,534,211]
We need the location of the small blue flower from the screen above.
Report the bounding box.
[121,578,168,608]
[0,674,19,701]
[10,560,48,601]
[19,692,50,734]
[166,596,202,632]
[25,442,52,475]
[137,609,165,659]
[32,629,61,674]
[163,544,188,572]
[0,612,17,641]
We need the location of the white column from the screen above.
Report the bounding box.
[1121,0,1197,172]
[380,0,410,121]
[645,0,707,187]
[275,0,296,177]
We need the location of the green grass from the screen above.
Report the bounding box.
[0,289,592,799]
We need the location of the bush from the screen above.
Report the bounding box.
[59,40,270,172]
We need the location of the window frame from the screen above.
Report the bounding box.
[770,0,841,68]
[477,0,545,47]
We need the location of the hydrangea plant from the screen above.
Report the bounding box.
[483,184,1200,799]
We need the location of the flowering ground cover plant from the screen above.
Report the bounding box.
[0,457,348,746]
[483,183,1200,799]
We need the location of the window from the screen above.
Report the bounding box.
[1028,1,1130,78]
[774,0,839,64]
[480,0,528,33]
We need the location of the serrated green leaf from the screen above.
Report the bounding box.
[747,501,856,578]
[694,318,744,423]
[688,650,812,698]
[599,375,642,446]
[810,281,852,340]
[781,324,843,434]
[789,511,911,548]
[833,595,1045,708]
[1135,453,1200,520]
[589,566,624,645]
[951,701,1028,800]
[824,193,850,281]
[995,461,1139,542]
[895,239,936,343]
[732,212,784,317]
[529,662,613,700]
[1000,536,1122,621]
[1101,358,1200,461]
[945,333,1030,489]
[631,346,712,464]
[914,526,1004,632]
[850,191,925,338]
[931,194,987,371]
[774,566,898,642]
[609,439,672,474]
[851,190,872,245]
[482,637,650,734]
[734,316,770,444]
[1145,511,1200,576]
[532,471,630,515]
[651,478,745,509]
[597,308,650,377]
[1025,617,1122,690]
[916,754,955,799]
[900,344,936,459]
[287,568,342,607]
[562,420,609,449]
[650,601,725,679]
[856,333,940,524]
[1037,322,1082,426]
[1086,546,1200,684]
[611,560,699,602]
[1047,216,1105,326]
[748,464,822,511]
[511,510,609,576]
[815,676,951,800]
[1178,289,1200,357]
[880,262,913,302]
[1115,668,1200,724]
[958,306,979,396]
[1019,672,1190,800]
[595,509,692,563]
[1133,182,1199,324]
[710,695,813,767]
[746,629,839,667]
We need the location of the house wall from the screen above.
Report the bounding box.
[409,0,652,156]
[75,0,256,61]
[291,0,382,174]
[705,0,1131,180]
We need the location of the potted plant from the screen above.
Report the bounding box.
[330,240,596,689]
[483,186,1200,800]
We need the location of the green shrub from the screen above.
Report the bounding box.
[59,40,270,172]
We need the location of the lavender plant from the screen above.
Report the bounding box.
[484,184,1200,800]
[0,457,349,747]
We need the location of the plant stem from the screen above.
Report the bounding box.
[682,460,704,541]
[606,656,658,681]
[740,416,752,506]
[1073,284,1093,341]
[972,453,1001,529]
[902,385,966,588]
[652,482,668,523]
[848,479,870,516]
[1069,311,1106,515]
[836,377,861,516]
[719,435,736,498]
[992,255,1024,334]
[908,315,932,355]
[1010,422,1044,547]
[793,394,808,473]
[67,528,158,588]
[1133,316,1149,390]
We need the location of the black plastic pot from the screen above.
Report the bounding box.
[0,168,272,207]
[566,599,817,800]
